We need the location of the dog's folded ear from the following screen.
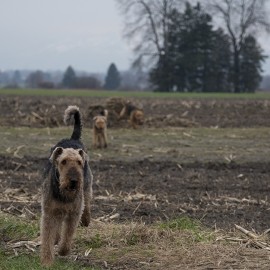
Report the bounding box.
[49,147,63,163]
[78,149,88,164]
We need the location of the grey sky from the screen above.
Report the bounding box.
[0,0,270,74]
[0,0,132,72]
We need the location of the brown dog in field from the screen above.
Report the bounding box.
[119,101,144,129]
[93,109,108,148]
[40,105,93,267]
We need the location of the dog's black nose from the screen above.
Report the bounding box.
[69,180,77,190]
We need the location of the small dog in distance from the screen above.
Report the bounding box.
[93,109,108,148]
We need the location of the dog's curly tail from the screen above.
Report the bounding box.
[64,105,82,140]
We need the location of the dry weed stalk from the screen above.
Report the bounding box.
[217,224,270,251]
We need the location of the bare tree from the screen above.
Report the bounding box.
[205,0,270,92]
[116,0,182,68]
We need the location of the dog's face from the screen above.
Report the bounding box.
[50,147,86,198]
[93,116,107,130]
[134,110,144,125]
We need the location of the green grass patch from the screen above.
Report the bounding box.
[79,233,104,249]
[1,88,270,99]
[159,216,201,230]
[0,212,100,269]
[126,233,140,246]
[0,250,97,270]
[159,216,213,242]
[0,213,39,241]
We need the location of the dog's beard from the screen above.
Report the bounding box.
[95,122,105,130]
[59,181,82,202]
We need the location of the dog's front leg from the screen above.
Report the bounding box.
[58,213,81,256]
[40,214,59,266]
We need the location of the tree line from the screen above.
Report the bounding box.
[0,63,123,90]
[32,64,121,90]
[62,64,123,89]
[117,0,269,93]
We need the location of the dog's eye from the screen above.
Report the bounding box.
[77,160,82,166]
[61,159,67,165]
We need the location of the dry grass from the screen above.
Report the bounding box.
[75,219,215,268]
[1,211,270,269]
[74,220,270,269]
[1,126,270,164]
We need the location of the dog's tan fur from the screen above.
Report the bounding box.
[119,102,144,129]
[40,106,92,267]
[93,109,108,148]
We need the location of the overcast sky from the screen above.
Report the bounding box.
[1,0,270,74]
[0,0,133,73]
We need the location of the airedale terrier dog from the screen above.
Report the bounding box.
[93,109,108,148]
[119,101,144,129]
[40,105,93,267]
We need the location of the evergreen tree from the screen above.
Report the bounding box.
[104,63,121,90]
[208,0,269,93]
[149,54,175,92]
[151,3,232,92]
[150,7,180,92]
[62,66,76,88]
[206,28,232,92]
[176,3,233,92]
[240,35,266,93]
[149,2,265,93]
[179,3,213,92]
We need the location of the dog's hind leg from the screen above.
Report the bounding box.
[81,187,91,226]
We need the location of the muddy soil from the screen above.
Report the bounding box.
[1,155,270,232]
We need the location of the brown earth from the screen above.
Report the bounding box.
[1,155,270,232]
[1,95,270,269]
